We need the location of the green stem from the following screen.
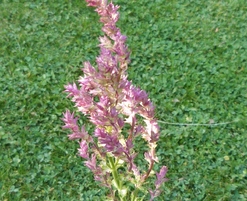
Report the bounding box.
[109,157,121,189]
[131,188,139,201]
[108,157,127,201]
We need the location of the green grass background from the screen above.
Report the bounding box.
[0,0,246,200]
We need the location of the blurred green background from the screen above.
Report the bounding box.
[0,0,246,200]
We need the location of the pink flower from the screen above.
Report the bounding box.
[78,140,89,159]
[149,166,168,200]
[155,166,168,188]
[94,128,124,156]
[62,0,168,199]
[85,0,104,7]
[85,153,97,170]
[62,110,91,140]
[64,83,94,115]
[96,47,117,74]
[143,119,160,143]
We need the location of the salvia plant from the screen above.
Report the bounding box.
[62,0,168,200]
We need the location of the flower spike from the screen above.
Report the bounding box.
[62,1,167,200]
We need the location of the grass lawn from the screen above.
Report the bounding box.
[0,0,246,200]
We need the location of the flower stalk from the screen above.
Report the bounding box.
[62,0,168,200]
